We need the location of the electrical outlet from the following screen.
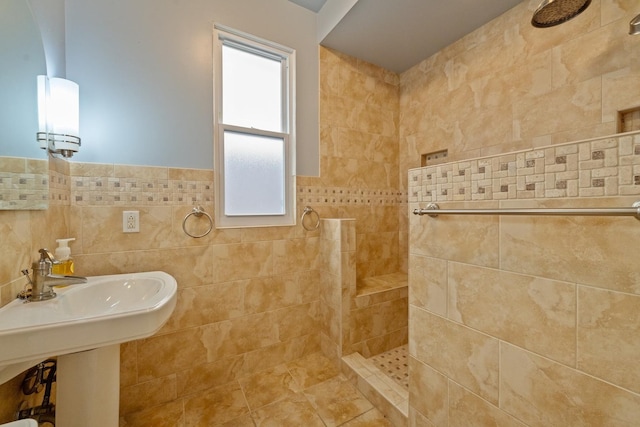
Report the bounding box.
[123,210,139,233]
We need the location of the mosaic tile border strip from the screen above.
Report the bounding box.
[409,133,640,203]
[49,169,70,205]
[73,182,407,207]
[69,176,214,206]
[0,172,48,206]
[298,186,408,206]
[48,165,408,208]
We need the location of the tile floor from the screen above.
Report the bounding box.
[185,352,396,426]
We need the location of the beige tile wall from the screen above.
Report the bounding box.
[0,157,70,421]
[319,218,408,366]
[75,165,327,424]
[408,132,640,425]
[0,157,49,210]
[315,47,406,279]
[318,218,355,363]
[350,295,408,358]
[0,161,326,424]
[404,1,640,423]
[400,0,640,192]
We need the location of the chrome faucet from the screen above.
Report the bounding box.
[21,248,87,302]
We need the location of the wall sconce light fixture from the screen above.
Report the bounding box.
[37,75,81,158]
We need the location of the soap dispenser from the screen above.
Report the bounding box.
[52,238,75,275]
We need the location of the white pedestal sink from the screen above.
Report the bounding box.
[0,271,177,427]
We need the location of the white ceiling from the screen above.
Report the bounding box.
[290,0,526,73]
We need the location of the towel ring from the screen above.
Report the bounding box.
[301,206,320,231]
[182,206,213,238]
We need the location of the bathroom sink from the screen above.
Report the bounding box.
[0,271,177,370]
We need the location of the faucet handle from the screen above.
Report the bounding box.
[32,248,56,277]
[38,248,60,265]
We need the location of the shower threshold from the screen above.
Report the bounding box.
[342,345,409,427]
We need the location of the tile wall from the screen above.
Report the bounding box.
[408,133,640,425]
[0,160,325,424]
[0,157,49,210]
[318,218,355,363]
[319,219,408,365]
[0,157,70,421]
[399,0,640,192]
[402,1,640,423]
[0,157,69,308]
[316,47,407,279]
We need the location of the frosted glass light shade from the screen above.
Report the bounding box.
[49,77,79,137]
[36,75,80,157]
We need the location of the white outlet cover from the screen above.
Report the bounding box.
[123,211,139,233]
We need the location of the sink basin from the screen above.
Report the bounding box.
[0,271,177,370]
[0,271,177,427]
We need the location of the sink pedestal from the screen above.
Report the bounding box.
[56,345,120,427]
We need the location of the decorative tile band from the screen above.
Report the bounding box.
[297,186,408,206]
[0,171,48,208]
[49,169,70,205]
[70,176,214,206]
[64,168,407,208]
[408,133,640,203]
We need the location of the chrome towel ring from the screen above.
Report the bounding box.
[182,205,213,238]
[301,206,320,231]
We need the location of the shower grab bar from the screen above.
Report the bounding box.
[413,201,640,220]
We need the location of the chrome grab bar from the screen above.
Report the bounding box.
[413,201,640,220]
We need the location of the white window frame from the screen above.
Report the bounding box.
[213,24,296,228]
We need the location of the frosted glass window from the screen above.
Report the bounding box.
[214,24,295,228]
[222,44,282,133]
[223,131,284,216]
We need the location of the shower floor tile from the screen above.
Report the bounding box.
[368,345,409,390]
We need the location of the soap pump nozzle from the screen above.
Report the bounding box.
[54,238,75,261]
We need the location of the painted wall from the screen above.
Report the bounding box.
[65,0,320,175]
[0,0,47,159]
[29,0,65,78]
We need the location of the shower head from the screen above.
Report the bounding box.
[630,14,640,35]
[531,0,592,28]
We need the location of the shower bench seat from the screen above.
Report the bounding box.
[356,272,407,297]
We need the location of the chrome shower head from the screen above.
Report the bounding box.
[630,14,640,35]
[531,0,592,28]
